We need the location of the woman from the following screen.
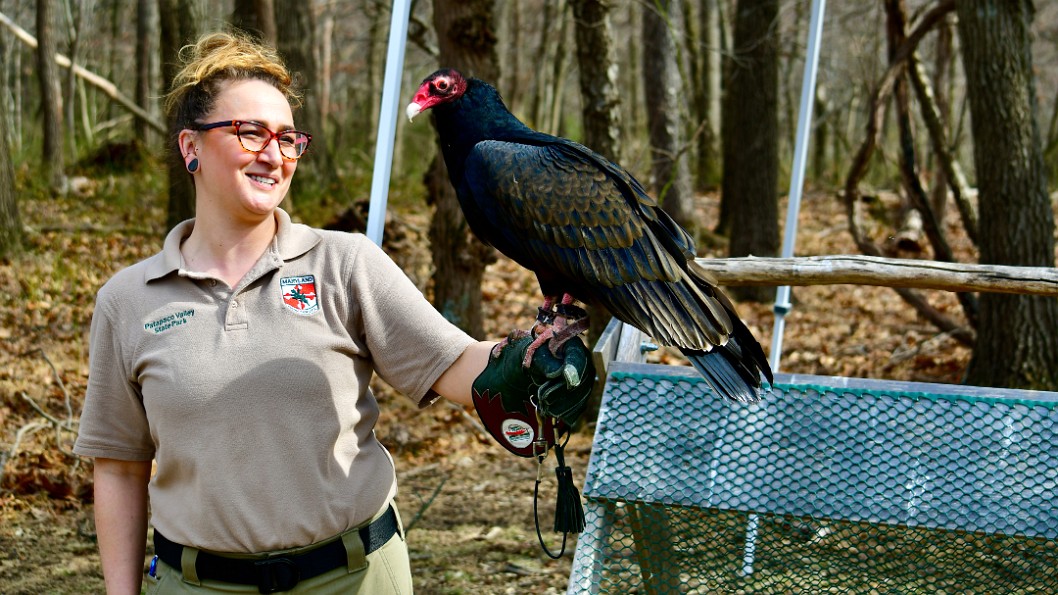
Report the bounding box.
[74,32,591,594]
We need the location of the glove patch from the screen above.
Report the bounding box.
[501,419,535,450]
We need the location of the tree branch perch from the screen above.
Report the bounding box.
[695,255,1058,296]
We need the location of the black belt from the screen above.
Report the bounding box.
[153,505,399,594]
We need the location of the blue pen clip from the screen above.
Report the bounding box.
[148,555,159,577]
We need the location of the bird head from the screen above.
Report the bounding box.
[406,68,469,121]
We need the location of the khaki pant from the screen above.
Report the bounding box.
[146,506,413,594]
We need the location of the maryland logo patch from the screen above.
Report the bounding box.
[280,275,319,315]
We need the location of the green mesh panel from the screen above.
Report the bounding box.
[568,363,1058,594]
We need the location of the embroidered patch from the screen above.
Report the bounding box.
[280,275,319,315]
[144,309,195,334]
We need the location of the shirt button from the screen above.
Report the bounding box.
[231,301,239,309]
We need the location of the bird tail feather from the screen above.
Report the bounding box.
[683,347,765,404]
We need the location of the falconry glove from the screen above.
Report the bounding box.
[472,329,595,551]
[471,330,594,458]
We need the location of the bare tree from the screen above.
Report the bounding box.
[957,0,1058,389]
[231,0,276,46]
[571,0,621,163]
[0,79,19,257]
[37,0,65,194]
[721,0,779,302]
[276,0,330,200]
[571,0,622,344]
[160,0,206,230]
[136,0,157,143]
[687,0,722,188]
[641,0,694,229]
[426,0,501,339]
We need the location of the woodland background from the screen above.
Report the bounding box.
[1,0,1058,593]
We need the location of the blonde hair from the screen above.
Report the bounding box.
[163,31,301,132]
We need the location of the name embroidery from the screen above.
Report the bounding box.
[144,309,195,334]
[281,275,319,315]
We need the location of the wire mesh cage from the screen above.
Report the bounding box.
[567,363,1058,594]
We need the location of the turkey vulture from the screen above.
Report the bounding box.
[407,68,773,403]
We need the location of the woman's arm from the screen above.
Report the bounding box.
[431,341,497,407]
[93,457,152,595]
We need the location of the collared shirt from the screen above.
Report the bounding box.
[75,209,475,552]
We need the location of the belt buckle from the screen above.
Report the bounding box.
[254,557,300,594]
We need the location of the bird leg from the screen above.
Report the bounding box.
[523,294,590,367]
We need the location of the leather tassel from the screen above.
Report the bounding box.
[552,443,585,534]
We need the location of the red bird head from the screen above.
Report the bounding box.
[406,68,469,121]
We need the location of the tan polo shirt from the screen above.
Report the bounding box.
[74,209,476,553]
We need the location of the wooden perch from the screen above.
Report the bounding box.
[0,11,166,135]
[695,255,1058,297]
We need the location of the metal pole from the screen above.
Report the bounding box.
[768,0,827,373]
[365,0,412,246]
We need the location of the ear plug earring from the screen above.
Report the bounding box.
[186,157,200,173]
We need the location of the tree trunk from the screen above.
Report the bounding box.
[62,0,84,158]
[956,0,1058,390]
[721,0,779,302]
[530,0,558,130]
[570,0,621,164]
[641,0,694,229]
[135,0,156,144]
[928,13,953,225]
[427,0,501,339]
[37,0,65,194]
[690,0,721,189]
[275,0,329,206]
[570,0,621,347]
[0,78,20,258]
[160,0,205,231]
[546,3,571,136]
[231,0,276,46]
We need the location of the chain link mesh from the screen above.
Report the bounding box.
[568,364,1058,594]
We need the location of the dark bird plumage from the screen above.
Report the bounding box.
[407,68,773,403]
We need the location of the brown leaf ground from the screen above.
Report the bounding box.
[0,179,974,594]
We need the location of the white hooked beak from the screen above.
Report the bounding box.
[405,102,422,122]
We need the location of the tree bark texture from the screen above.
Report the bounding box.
[956,0,1058,390]
[135,0,156,143]
[693,255,1058,297]
[160,0,205,231]
[0,81,20,257]
[641,0,694,229]
[230,0,276,46]
[36,0,65,193]
[275,0,330,200]
[690,0,721,188]
[427,0,501,339]
[721,0,779,302]
[571,0,622,346]
[571,0,621,163]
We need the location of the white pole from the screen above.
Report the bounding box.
[365,0,412,246]
[768,0,827,373]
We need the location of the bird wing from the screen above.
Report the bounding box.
[460,138,735,351]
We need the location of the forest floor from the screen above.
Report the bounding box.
[0,170,981,594]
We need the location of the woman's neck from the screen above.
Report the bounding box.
[180,212,278,289]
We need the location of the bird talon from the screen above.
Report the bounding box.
[554,303,588,323]
[494,329,532,358]
[536,307,557,326]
